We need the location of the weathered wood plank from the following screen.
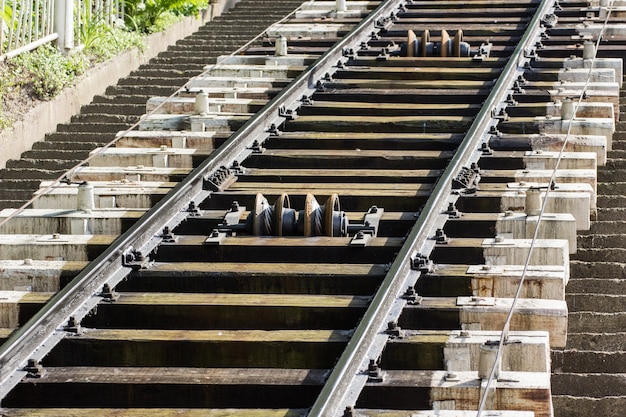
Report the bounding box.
[1,409,306,417]
[47,329,351,368]
[6,367,326,408]
[153,235,403,263]
[82,292,370,330]
[126,261,386,295]
[400,296,568,347]
[358,370,552,417]
[382,330,551,373]
[417,263,567,300]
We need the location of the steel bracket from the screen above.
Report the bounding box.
[100,283,119,303]
[122,248,148,270]
[223,201,246,227]
[350,230,373,247]
[410,253,433,273]
[278,105,298,120]
[402,285,423,305]
[205,229,227,245]
[186,201,202,217]
[63,316,82,334]
[24,359,44,378]
[203,166,235,192]
[160,226,177,243]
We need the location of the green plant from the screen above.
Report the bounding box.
[12,44,89,99]
[124,0,208,33]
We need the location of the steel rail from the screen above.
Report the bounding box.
[0,0,406,401]
[306,0,557,414]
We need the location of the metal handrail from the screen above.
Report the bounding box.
[306,0,557,414]
[0,0,405,400]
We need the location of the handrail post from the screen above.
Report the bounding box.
[54,0,74,51]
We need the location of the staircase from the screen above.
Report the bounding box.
[0,0,303,209]
[551,78,626,416]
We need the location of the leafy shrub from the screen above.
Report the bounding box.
[124,0,208,33]
[12,44,89,99]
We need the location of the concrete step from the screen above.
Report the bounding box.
[56,122,131,134]
[565,293,626,313]
[70,113,139,125]
[32,141,103,151]
[0,179,42,190]
[567,311,626,333]
[92,94,152,105]
[5,158,80,170]
[43,132,114,143]
[552,350,626,373]
[597,182,626,195]
[597,195,626,208]
[0,188,35,200]
[0,200,28,209]
[577,233,626,248]
[117,76,189,87]
[570,260,626,279]
[552,373,626,397]
[596,207,626,221]
[20,149,90,161]
[572,248,626,263]
[148,56,218,66]
[0,168,64,180]
[566,278,626,294]
[127,68,197,79]
[104,85,181,96]
[79,103,146,116]
[553,395,626,417]
[580,220,626,234]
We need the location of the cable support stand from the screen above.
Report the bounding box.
[475,1,616,415]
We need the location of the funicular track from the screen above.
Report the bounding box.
[0,1,623,416]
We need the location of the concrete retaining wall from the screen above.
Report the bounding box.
[0,0,241,169]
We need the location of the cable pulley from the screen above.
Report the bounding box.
[218,193,382,239]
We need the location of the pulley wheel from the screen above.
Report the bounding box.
[421,29,430,57]
[441,29,450,57]
[453,30,463,57]
[252,193,270,236]
[302,193,320,237]
[407,29,417,57]
[274,193,291,236]
[324,193,341,236]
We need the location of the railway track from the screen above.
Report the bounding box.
[0,0,623,416]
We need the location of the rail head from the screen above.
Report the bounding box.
[306,0,559,414]
[0,0,410,402]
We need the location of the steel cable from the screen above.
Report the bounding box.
[476,1,616,415]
